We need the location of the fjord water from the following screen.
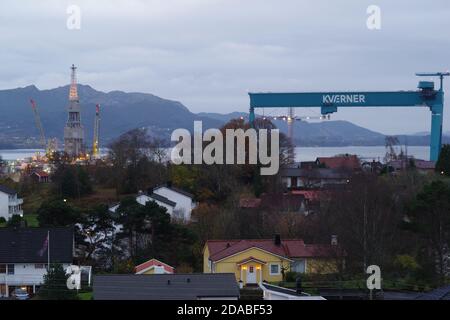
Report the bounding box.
[0,146,430,162]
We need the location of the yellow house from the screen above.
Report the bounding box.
[203,236,340,286]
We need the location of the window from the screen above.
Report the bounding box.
[291,259,306,273]
[249,266,254,273]
[7,264,14,275]
[269,263,280,275]
[0,264,6,274]
[35,264,44,269]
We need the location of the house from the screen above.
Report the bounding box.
[30,171,50,183]
[240,193,310,215]
[109,184,196,222]
[388,158,435,174]
[135,258,174,274]
[316,155,360,171]
[93,273,240,300]
[148,183,197,221]
[203,235,342,286]
[0,227,74,297]
[109,192,177,218]
[0,185,23,221]
[281,166,351,190]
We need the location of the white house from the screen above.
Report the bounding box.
[109,184,196,222]
[0,185,23,221]
[150,184,197,221]
[0,227,74,298]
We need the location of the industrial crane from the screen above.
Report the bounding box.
[29,99,47,153]
[92,103,100,158]
[249,72,449,162]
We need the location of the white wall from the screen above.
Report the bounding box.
[0,263,71,297]
[0,191,8,220]
[136,194,174,216]
[153,187,195,221]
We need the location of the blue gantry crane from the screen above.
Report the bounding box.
[249,73,449,162]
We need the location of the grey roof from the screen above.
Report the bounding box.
[281,167,350,179]
[148,193,176,207]
[151,184,194,199]
[93,273,240,300]
[415,285,450,300]
[261,283,309,297]
[0,227,74,263]
[0,185,17,195]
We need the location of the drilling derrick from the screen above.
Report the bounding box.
[92,104,100,158]
[63,64,85,158]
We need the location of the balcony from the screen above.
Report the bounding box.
[9,198,23,206]
[0,274,44,286]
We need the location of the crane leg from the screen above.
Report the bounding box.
[430,104,443,162]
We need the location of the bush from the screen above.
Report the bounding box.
[0,217,6,224]
[285,271,300,283]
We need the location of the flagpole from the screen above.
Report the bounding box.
[47,230,50,269]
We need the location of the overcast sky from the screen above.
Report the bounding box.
[1,0,449,134]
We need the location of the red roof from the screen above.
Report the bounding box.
[290,190,322,201]
[206,239,337,262]
[34,171,49,177]
[239,198,262,208]
[317,155,360,170]
[135,258,174,274]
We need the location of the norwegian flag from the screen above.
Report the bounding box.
[38,232,49,257]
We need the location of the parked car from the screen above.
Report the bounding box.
[12,288,29,300]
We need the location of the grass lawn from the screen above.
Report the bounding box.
[77,292,93,300]
[23,214,39,227]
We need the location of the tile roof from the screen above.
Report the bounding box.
[0,227,73,263]
[93,273,240,300]
[281,167,351,179]
[316,155,360,170]
[135,258,174,274]
[207,239,337,262]
[415,285,450,300]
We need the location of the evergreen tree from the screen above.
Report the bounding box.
[37,264,78,300]
[436,144,450,176]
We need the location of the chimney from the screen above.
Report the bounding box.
[274,234,281,246]
[331,235,338,246]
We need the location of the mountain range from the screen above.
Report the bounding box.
[0,85,447,149]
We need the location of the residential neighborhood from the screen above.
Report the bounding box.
[1,1,450,313]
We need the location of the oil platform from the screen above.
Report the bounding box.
[64,64,85,158]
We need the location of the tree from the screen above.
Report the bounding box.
[6,214,26,228]
[37,264,78,300]
[384,136,400,163]
[51,165,93,198]
[406,180,450,282]
[436,144,450,176]
[37,199,79,227]
[77,204,115,263]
